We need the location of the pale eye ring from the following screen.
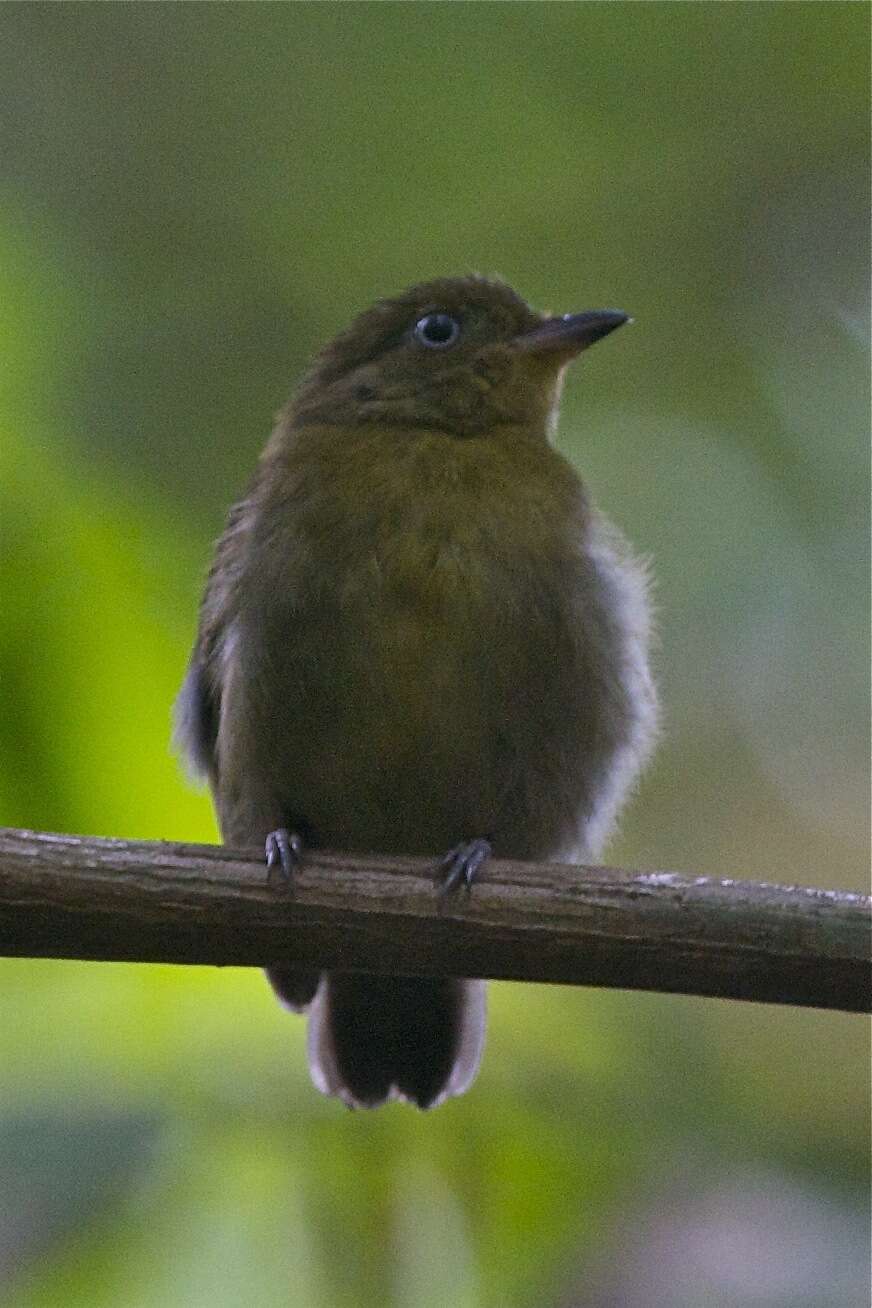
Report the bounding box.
[414,313,461,349]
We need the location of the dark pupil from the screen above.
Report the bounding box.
[418,313,457,345]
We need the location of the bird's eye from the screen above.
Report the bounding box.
[413,313,461,349]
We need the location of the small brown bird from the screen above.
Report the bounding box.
[176,276,657,1109]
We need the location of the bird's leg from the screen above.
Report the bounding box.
[265,827,304,889]
[437,837,493,897]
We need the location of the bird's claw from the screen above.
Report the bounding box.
[437,837,492,898]
[266,828,303,890]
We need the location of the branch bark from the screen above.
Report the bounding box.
[0,827,868,1013]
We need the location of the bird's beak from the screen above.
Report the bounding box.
[512,309,630,361]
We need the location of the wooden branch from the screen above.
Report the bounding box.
[0,828,868,1013]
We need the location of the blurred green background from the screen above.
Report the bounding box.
[0,4,868,1306]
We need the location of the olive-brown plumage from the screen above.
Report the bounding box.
[176,276,657,1108]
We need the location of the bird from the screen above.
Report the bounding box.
[175,275,658,1110]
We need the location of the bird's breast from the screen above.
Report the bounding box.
[232,427,643,857]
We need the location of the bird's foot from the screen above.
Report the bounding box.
[437,837,492,898]
[265,828,304,890]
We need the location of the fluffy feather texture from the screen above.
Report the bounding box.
[175,276,658,1108]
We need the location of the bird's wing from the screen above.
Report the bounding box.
[174,497,250,784]
[174,652,219,782]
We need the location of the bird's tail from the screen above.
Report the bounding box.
[306,974,487,1109]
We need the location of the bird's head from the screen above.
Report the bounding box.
[289,276,628,440]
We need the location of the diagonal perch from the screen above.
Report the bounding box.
[0,827,868,1013]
